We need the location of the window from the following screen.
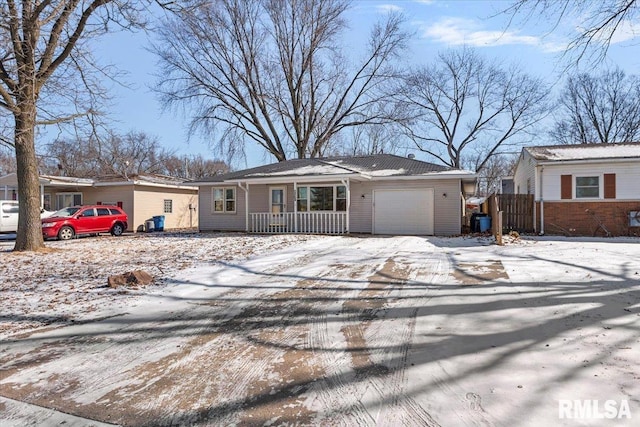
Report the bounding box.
[270,187,286,213]
[56,193,82,209]
[80,208,95,217]
[2,203,18,214]
[576,176,599,198]
[310,187,333,211]
[297,187,308,212]
[213,187,236,213]
[97,208,111,216]
[164,199,173,214]
[336,185,347,211]
[296,185,347,211]
[43,194,51,211]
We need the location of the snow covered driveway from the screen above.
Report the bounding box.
[1,234,639,426]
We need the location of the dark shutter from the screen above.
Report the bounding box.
[561,175,572,199]
[604,173,616,199]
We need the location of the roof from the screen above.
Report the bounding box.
[524,143,640,162]
[193,154,474,183]
[0,172,194,190]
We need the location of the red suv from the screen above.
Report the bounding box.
[42,205,128,240]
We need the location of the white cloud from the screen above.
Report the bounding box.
[376,4,403,13]
[418,17,565,52]
[589,19,640,45]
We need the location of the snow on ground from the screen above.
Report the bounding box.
[0,232,320,339]
[0,232,639,426]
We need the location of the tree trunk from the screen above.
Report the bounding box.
[14,107,45,252]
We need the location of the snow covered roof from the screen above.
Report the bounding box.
[525,143,640,162]
[194,154,475,183]
[0,173,192,190]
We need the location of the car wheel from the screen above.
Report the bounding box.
[58,226,75,241]
[111,223,124,236]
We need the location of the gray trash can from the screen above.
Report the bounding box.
[146,219,155,232]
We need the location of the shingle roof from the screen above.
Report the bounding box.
[525,143,640,161]
[195,154,456,183]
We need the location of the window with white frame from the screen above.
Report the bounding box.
[575,176,599,198]
[296,185,346,211]
[213,187,236,213]
[164,199,173,214]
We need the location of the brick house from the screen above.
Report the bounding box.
[512,143,640,236]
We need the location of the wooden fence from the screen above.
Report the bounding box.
[495,194,535,233]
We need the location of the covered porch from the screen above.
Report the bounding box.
[232,177,355,235]
[249,211,347,234]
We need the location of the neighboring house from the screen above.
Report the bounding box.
[189,154,477,236]
[0,173,198,232]
[500,176,514,194]
[512,143,640,236]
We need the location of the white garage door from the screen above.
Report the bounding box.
[373,189,434,235]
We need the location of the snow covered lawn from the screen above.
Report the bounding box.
[0,233,638,426]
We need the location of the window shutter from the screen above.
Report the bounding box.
[561,175,572,199]
[604,173,616,199]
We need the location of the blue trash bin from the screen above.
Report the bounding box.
[153,215,165,232]
[478,216,492,232]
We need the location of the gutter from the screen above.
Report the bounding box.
[538,165,545,235]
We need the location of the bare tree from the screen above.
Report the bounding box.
[503,0,639,64]
[162,154,229,179]
[396,49,548,172]
[550,68,640,144]
[0,1,155,251]
[40,132,229,179]
[154,0,408,163]
[476,154,518,196]
[326,123,403,157]
[0,146,16,175]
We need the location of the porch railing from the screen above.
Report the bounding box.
[249,212,347,234]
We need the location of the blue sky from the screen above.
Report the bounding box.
[74,0,640,169]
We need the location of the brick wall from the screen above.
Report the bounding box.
[536,201,640,237]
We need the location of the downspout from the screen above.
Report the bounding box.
[341,178,350,233]
[293,181,298,232]
[539,165,545,235]
[237,182,249,232]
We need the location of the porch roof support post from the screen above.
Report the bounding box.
[341,178,350,233]
[40,184,44,209]
[293,181,297,233]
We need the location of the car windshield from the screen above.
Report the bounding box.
[51,207,80,218]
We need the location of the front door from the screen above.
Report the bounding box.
[270,187,286,228]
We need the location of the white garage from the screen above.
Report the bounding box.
[373,188,434,235]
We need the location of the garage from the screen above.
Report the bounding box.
[373,188,434,235]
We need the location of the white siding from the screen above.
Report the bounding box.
[513,150,537,196]
[541,161,640,201]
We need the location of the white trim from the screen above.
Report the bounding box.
[269,186,287,214]
[212,187,237,214]
[574,174,603,199]
[93,181,192,190]
[237,182,249,231]
[341,178,350,233]
[536,157,640,166]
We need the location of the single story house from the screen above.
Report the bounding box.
[189,154,477,236]
[512,143,640,236]
[0,173,198,232]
